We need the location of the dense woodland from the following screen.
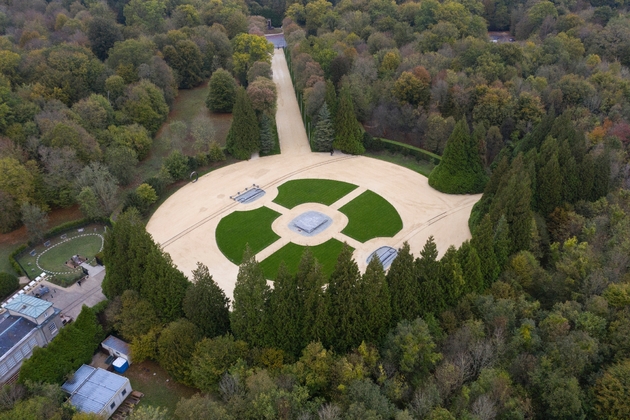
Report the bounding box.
[2,0,630,419]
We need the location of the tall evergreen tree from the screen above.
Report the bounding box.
[259,113,275,155]
[387,242,420,325]
[428,119,487,194]
[102,208,144,298]
[325,79,338,115]
[537,152,562,215]
[333,88,365,155]
[297,249,329,347]
[437,246,463,308]
[269,263,303,357]
[360,256,391,345]
[417,238,446,314]
[231,246,271,347]
[459,241,483,295]
[183,262,231,338]
[140,246,190,322]
[558,140,580,204]
[226,87,260,159]
[494,215,511,270]
[591,151,610,201]
[490,154,533,254]
[471,214,499,287]
[313,103,334,152]
[326,243,364,352]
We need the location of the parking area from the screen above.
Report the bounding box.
[16,266,106,320]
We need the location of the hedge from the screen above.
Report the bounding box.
[364,135,442,165]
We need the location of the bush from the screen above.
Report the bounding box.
[0,273,19,300]
[365,137,441,164]
[206,69,237,113]
[164,150,190,180]
[18,306,103,384]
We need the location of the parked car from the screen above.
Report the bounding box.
[34,286,50,298]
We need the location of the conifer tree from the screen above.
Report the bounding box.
[326,243,364,352]
[183,262,231,338]
[386,242,419,325]
[226,87,260,160]
[325,79,337,115]
[494,215,511,269]
[537,152,562,215]
[140,246,189,322]
[259,113,275,155]
[471,214,499,287]
[459,241,483,295]
[314,103,334,152]
[333,88,365,155]
[297,249,329,347]
[437,246,463,308]
[417,238,445,314]
[269,263,303,357]
[490,154,533,254]
[360,256,391,345]
[428,119,487,194]
[591,152,610,201]
[102,208,144,298]
[558,140,579,203]
[231,245,271,347]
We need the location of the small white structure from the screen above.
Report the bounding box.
[62,364,132,419]
[101,335,131,363]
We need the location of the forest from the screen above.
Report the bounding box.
[1,0,630,419]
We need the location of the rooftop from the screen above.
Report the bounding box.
[5,295,53,319]
[0,313,36,358]
[63,365,129,414]
[102,335,130,356]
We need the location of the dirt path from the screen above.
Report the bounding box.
[272,49,312,156]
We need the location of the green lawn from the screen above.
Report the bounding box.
[339,190,403,243]
[260,239,348,280]
[15,224,107,285]
[273,179,358,209]
[124,361,197,414]
[36,234,103,273]
[365,151,435,177]
[216,206,282,264]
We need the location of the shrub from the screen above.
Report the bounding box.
[0,273,19,300]
[206,69,237,113]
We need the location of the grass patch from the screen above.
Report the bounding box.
[260,239,348,280]
[365,151,435,177]
[339,190,403,243]
[15,224,106,285]
[216,207,282,264]
[37,235,103,273]
[124,361,197,413]
[136,82,233,184]
[273,179,358,209]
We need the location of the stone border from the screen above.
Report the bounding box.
[35,233,104,275]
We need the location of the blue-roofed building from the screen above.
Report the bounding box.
[0,295,63,384]
[63,365,132,419]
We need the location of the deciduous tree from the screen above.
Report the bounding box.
[206,69,237,113]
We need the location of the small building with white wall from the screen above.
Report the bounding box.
[62,364,132,419]
[101,335,131,363]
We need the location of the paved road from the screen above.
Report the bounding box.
[272,49,312,156]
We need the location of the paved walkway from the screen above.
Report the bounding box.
[37,270,106,319]
[146,51,481,299]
